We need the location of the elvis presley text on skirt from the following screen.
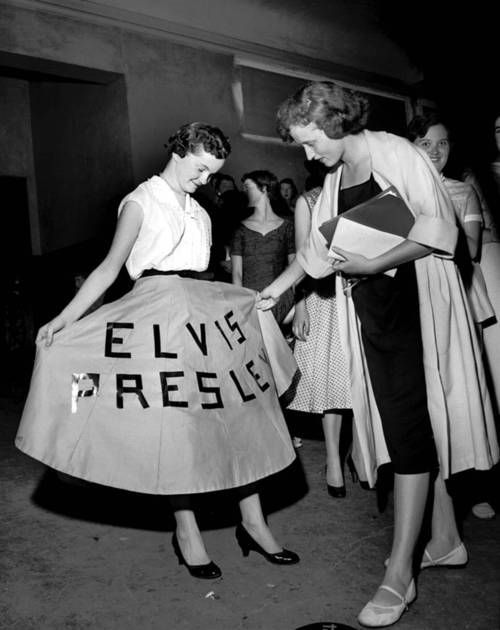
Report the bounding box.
[16,276,297,495]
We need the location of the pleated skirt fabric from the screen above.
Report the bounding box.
[16,276,296,494]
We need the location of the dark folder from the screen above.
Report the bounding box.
[318,186,414,247]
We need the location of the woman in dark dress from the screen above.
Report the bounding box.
[231,170,295,324]
[257,82,498,627]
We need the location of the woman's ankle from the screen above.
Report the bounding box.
[325,459,343,484]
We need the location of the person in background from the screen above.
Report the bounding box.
[464,111,500,519]
[280,177,298,215]
[288,170,358,497]
[258,81,498,628]
[409,112,497,521]
[214,172,236,199]
[232,170,299,448]
[465,112,500,415]
[16,122,299,582]
[231,170,296,325]
[206,173,247,281]
[408,113,494,332]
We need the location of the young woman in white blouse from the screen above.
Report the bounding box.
[16,123,299,581]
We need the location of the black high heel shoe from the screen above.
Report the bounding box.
[346,455,359,483]
[346,455,373,490]
[327,482,346,498]
[172,534,222,579]
[235,524,299,565]
[324,465,346,498]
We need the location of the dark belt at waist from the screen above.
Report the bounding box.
[141,269,201,279]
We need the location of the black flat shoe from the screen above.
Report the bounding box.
[327,483,346,498]
[172,534,222,579]
[235,524,299,565]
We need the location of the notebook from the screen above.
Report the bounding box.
[318,186,415,276]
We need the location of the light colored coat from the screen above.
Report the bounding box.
[297,130,499,486]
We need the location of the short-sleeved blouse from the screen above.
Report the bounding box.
[442,177,482,225]
[230,219,295,291]
[118,175,212,280]
[442,176,494,324]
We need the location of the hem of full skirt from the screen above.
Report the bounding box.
[287,402,352,414]
[15,443,297,496]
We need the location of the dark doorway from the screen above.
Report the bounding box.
[0,175,32,264]
[0,176,35,396]
[0,54,134,396]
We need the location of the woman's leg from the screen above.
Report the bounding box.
[323,412,343,486]
[238,492,283,553]
[172,509,211,565]
[425,472,463,557]
[370,471,429,606]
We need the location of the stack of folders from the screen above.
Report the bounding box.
[318,185,415,277]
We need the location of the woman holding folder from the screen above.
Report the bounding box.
[257,81,499,628]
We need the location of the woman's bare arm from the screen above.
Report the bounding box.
[231,255,243,286]
[332,240,433,277]
[38,201,143,345]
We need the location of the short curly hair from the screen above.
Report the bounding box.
[407,113,448,142]
[166,122,231,159]
[276,81,369,142]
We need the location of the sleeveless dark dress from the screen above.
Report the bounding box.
[338,176,437,474]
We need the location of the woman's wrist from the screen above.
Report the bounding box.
[59,306,77,326]
[265,281,281,300]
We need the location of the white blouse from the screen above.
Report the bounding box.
[118,176,212,280]
[442,176,483,225]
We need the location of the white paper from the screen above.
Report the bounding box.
[328,218,405,277]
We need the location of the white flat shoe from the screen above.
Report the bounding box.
[292,436,303,448]
[357,579,416,628]
[420,541,468,569]
[383,541,468,570]
[472,502,495,519]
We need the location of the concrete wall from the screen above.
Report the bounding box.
[0,1,418,253]
[0,76,40,253]
[0,78,32,176]
[30,78,133,252]
[93,0,418,84]
[120,31,305,185]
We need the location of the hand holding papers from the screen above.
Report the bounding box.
[319,186,415,277]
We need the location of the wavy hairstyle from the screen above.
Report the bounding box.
[166,122,231,159]
[241,170,289,216]
[276,81,369,142]
[407,112,449,142]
